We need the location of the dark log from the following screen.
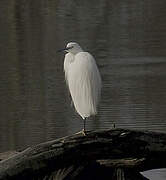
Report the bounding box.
[0,128,166,180]
[0,151,18,162]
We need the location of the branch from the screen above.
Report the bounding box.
[0,129,166,179]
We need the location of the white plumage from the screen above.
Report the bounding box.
[61,42,101,132]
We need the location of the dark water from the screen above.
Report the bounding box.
[0,1,166,179]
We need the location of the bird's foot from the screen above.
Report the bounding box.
[82,129,86,136]
[75,129,86,136]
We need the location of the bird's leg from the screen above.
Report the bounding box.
[83,118,86,132]
[82,118,86,135]
[75,118,86,136]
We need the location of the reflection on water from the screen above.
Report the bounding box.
[0,0,166,179]
[142,169,166,180]
[100,57,166,132]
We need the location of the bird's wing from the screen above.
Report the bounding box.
[67,52,102,118]
[64,53,74,85]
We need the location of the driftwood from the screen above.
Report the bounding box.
[0,128,166,180]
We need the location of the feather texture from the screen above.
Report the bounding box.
[64,51,101,119]
[64,53,74,85]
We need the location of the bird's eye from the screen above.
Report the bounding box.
[65,46,73,51]
[66,46,73,50]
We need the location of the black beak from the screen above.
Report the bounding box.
[57,46,73,53]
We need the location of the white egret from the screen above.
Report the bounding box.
[58,42,102,134]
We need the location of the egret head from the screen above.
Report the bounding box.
[58,42,83,55]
